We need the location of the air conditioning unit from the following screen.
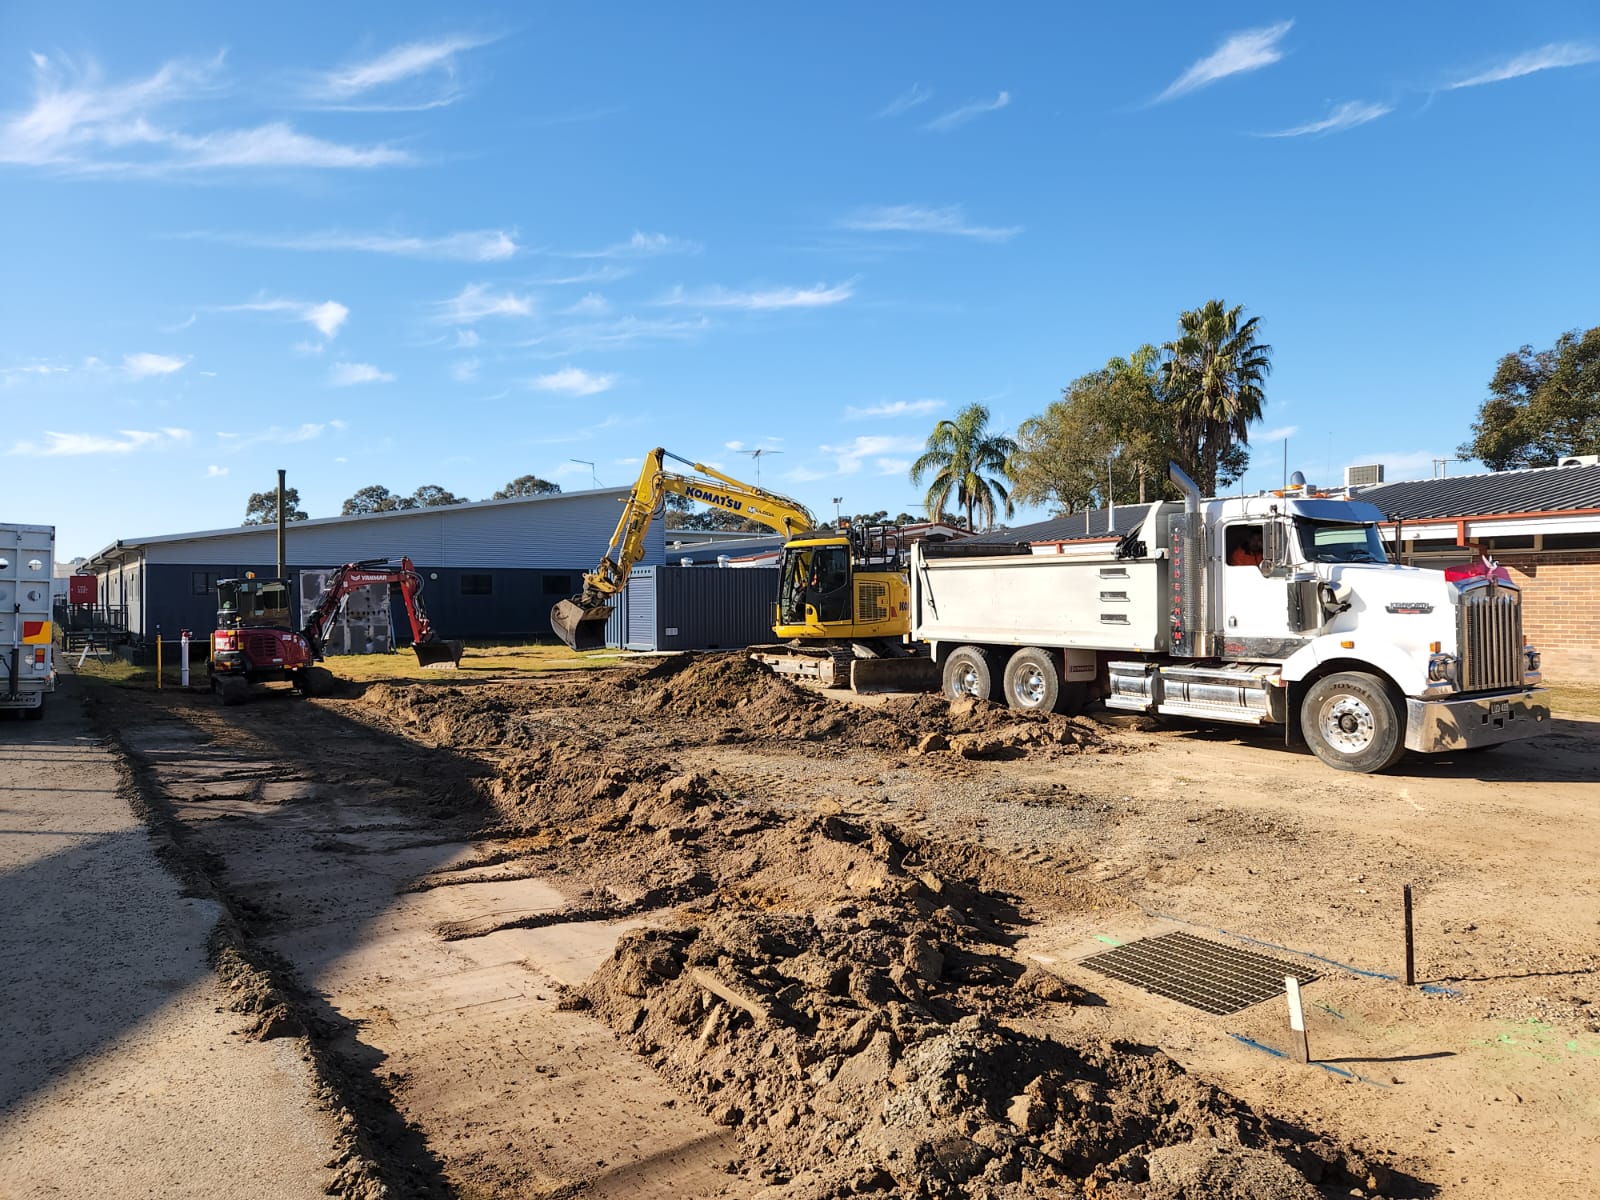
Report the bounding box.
[1344,463,1385,487]
[1558,454,1600,468]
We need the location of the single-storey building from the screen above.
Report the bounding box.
[984,460,1600,681]
[82,486,661,646]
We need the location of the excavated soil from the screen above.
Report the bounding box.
[354,656,1391,1198]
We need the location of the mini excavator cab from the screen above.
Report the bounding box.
[216,575,292,630]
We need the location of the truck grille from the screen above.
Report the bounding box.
[1458,587,1522,692]
[857,582,889,623]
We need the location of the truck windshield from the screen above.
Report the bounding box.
[1295,521,1388,564]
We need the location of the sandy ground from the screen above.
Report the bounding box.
[0,676,338,1199]
[45,659,1600,1197]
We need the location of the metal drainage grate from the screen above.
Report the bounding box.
[1079,931,1316,1016]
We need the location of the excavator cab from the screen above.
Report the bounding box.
[216,577,292,630]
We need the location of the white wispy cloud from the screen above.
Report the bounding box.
[435,283,534,324]
[567,230,700,259]
[839,204,1021,242]
[206,464,229,477]
[176,228,518,261]
[877,83,933,118]
[450,358,479,383]
[515,315,710,357]
[1154,21,1293,103]
[846,399,943,420]
[123,351,189,378]
[453,328,480,348]
[1260,100,1392,138]
[925,91,1010,132]
[562,292,610,316]
[215,421,345,450]
[532,366,617,395]
[784,465,828,483]
[818,434,925,474]
[10,427,192,456]
[1447,42,1600,89]
[308,34,496,109]
[1258,425,1300,442]
[0,55,412,173]
[656,279,856,310]
[329,361,394,386]
[875,458,911,476]
[528,264,634,286]
[224,297,350,339]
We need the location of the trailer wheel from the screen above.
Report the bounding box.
[1001,647,1060,713]
[1300,671,1407,773]
[942,646,994,703]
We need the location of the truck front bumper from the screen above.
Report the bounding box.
[1404,689,1549,753]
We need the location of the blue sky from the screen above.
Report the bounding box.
[3,4,1597,559]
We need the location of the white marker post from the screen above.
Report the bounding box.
[1285,975,1309,1064]
[180,629,191,688]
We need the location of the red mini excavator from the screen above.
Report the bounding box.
[209,556,465,705]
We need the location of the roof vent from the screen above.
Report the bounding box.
[1344,463,1385,487]
[1558,454,1600,468]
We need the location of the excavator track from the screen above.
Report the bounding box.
[747,642,937,693]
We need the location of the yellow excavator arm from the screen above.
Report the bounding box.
[552,448,815,648]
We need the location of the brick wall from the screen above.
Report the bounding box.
[1498,552,1600,682]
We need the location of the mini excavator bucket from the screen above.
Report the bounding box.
[551,598,613,652]
[413,638,465,668]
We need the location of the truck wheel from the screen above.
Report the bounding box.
[1300,672,1407,773]
[1001,647,1060,713]
[942,646,994,703]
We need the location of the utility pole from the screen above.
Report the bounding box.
[276,468,287,581]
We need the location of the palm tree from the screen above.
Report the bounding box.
[910,403,1019,531]
[1160,300,1272,495]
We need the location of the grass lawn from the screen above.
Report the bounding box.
[1542,683,1600,720]
[68,640,631,691]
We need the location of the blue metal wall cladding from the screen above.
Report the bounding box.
[611,565,780,651]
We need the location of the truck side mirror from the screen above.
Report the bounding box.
[1259,521,1286,577]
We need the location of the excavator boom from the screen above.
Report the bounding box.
[304,556,464,667]
[553,449,816,651]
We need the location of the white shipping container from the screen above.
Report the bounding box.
[1,523,57,716]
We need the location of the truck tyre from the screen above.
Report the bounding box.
[1300,672,1407,773]
[1001,647,1060,713]
[942,646,994,703]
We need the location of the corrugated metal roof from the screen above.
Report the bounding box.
[971,505,1154,545]
[1356,463,1600,519]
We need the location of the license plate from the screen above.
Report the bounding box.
[1490,701,1509,717]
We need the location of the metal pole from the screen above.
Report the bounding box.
[155,624,162,690]
[180,629,190,688]
[1403,884,1415,987]
[276,468,287,581]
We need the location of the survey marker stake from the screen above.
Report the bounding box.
[1403,883,1415,987]
[1285,976,1309,1064]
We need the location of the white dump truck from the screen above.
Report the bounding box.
[1,523,57,720]
[910,466,1547,772]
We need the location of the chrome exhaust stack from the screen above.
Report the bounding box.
[1166,461,1213,658]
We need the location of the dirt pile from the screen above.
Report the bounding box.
[582,813,1388,1198]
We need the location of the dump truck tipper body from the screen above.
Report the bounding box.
[1,523,57,719]
[910,467,1547,772]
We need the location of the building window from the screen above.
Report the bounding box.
[192,571,220,596]
[460,573,494,596]
[1541,532,1600,551]
[542,574,577,596]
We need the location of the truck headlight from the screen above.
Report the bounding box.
[1524,645,1541,685]
[1427,652,1457,684]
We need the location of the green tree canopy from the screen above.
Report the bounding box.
[1160,300,1270,496]
[1011,345,1179,515]
[341,485,415,516]
[242,485,308,525]
[1459,326,1600,469]
[909,403,1019,532]
[492,474,562,499]
[411,484,468,507]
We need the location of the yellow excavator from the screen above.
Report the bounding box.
[551,448,934,690]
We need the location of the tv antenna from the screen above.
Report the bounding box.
[569,458,601,488]
[741,447,782,485]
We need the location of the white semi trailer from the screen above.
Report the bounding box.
[1,523,57,720]
[910,466,1547,773]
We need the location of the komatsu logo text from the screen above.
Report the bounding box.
[684,485,744,512]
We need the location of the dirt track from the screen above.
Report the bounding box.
[88,656,1598,1197]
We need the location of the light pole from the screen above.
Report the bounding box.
[569,458,600,488]
[832,496,843,526]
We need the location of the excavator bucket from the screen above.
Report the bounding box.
[413,638,465,668]
[551,599,613,652]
